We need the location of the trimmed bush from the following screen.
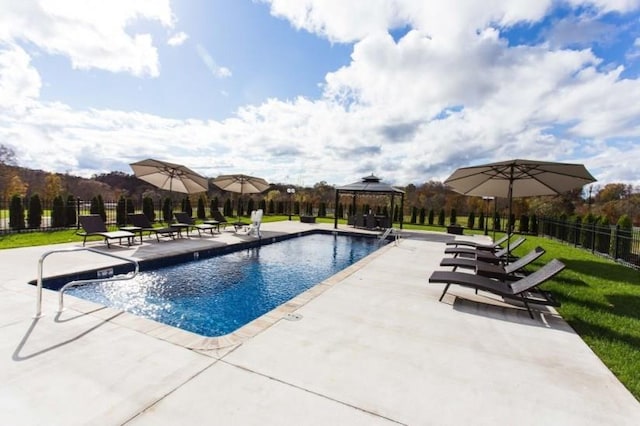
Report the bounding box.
[467,211,475,230]
[419,207,426,225]
[410,206,418,224]
[478,211,485,231]
[162,197,172,222]
[209,197,219,217]
[51,195,65,228]
[449,208,457,225]
[9,195,25,230]
[519,214,529,233]
[197,197,206,219]
[615,214,633,261]
[438,209,445,226]
[27,194,43,228]
[428,209,434,225]
[142,196,155,222]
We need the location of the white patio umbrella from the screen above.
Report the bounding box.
[444,159,596,257]
[211,174,270,220]
[130,158,209,220]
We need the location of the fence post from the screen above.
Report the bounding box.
[613,224,619,260]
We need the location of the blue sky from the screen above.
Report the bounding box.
[1,0,640,190]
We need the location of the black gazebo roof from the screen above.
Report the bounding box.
[335,174,405,194]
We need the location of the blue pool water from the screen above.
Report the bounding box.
[67,233,383,336]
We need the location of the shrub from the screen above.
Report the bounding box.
[519,214,529,233]
[162,197,172,222]
[51,195,66,228]
[116,196,127,225]
[197,197,206,219]
[580,213,596,249]
[449,208,457,225]
[90,195,106,222]
[209,197,219,217]
[428,209,434,225]
[318,202,327,217]
[247,198,255,214]
[529,214,538,234]
[27,194,43,228]
[223,198,232,216]
[410,206,418,224]
[467,211,475,230]
[615,214,633,261]
[419,207,426,225]
[438,209,445,226]
[595,216,611,254]
[478,211,485,231]
[142,196,155,222]
[9,195,25,230]
[182,196,192,216]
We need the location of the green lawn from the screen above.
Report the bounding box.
[1,217,639,400]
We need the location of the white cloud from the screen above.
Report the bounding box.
[0,43,41,114]
[195,44,232,78]
[2,0,640,189]
[0,0,173,77]
[168,31,189,47]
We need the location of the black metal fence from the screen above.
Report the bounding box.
[0,198,164,233]
[538,217,640,269]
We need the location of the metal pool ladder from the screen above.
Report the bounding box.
[35,247,139,318]
[378,227,400,245]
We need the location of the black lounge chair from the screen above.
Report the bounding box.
[127,213,177,242]
[443,237,525,263]
[440,246,546,280]
[77,214,135,248]
[173,212,218,236]
[446,233,512,250]
[428,259,565,318]
[210,210,229,230]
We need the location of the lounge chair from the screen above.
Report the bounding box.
[428,259,565,318]
[173,212,218,237]
[77,214,136,248]
[443,237,525,263]
[243,209,263,238]
[209,209,229,230]
[446,233,511,250]
[440,246,546,280]
[127,213,178,242]
[235,209,263,237]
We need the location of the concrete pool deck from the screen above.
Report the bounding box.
[1,221,639,425]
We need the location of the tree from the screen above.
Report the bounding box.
[197,196,206,219]
[51,195,66,228]
[438,209,445,226]
[5,174,27,198]
[142,196,156,222]
[9,195,25,230]
[162,197,172,222]
[44,173,62,201]
[27,194,43,228]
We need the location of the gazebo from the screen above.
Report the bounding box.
[333,174,405,229]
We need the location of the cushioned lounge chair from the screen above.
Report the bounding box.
[173,212,218,237]
[428,259,565,318]
[440,246,546,280]
[77,214,135,248]
[443,237,525,263]
[446,233,512,250]
[127,213,177,242]
[209,209,228,229]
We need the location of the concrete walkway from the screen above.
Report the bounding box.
[1,222,638,425]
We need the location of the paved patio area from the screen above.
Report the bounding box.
[1,221,639,425]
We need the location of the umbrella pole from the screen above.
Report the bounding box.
[506,165,514,263]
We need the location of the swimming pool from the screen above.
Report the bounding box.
[65,233,384,337]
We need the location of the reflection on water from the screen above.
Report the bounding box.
[68,234,382,337]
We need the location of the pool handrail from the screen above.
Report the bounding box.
[35,247,139,318]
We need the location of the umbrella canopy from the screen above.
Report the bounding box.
[130,159,209,194]
[211,174,270,195]
[444,159,596,257]
[212,174,270,220]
